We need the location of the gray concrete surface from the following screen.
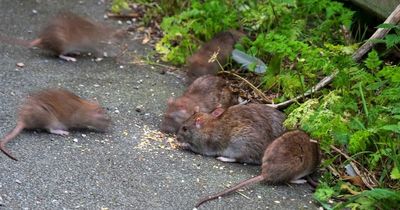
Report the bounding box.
[0,0,318,209]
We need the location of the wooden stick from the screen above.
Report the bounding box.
[352,4,400,62]
[330,145,377,189]
[270,4,400,109]
[106,12,141,19]
[267,73,336,109]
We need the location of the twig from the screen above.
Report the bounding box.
[208,49,272,103]
[106,12,141,19]
[330,145,377,189]
[271,4,400,109]
[219,71,272,103]
[327,165,341,177]
[124,53,179,71]
[267,73,336,109]
[330,145,357,164]
[237,191,251,200]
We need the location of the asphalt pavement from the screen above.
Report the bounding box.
[0,0,318,209]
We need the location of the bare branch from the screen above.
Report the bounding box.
[352,4,400,62]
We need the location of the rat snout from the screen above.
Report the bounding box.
[176,131,189,144]
[178,142,190,150]
[91,112,111,131]
[160,116,182,134]
[176,135,183,143]
[160,122,176,134]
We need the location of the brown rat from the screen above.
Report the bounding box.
[160,75,238,134]
[185,29,245,84]
[176,103,286,164]
[0,11,127,62]
[0,89,111,161]
[195,130,321,208]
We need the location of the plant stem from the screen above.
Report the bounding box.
[358,82,369,121]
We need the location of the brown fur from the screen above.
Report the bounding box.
[35,11,119,55]
[161,75,238,134]
[186,30,245,84]
[0,11,126,60]
[176,103,286,165]
[195,130,321,208]
[0,89,110,161]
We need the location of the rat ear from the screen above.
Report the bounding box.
[211,107,225,117]
[195,117,204,128]
[167,97,174,104]
[194,106,200,113]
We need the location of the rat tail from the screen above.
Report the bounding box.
[0,33,40,48]
[195,175,264,208]
[29,38,42,47]
[306,175,319,189]
[0,121,25,161]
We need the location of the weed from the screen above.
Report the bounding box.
[123,0,400,207]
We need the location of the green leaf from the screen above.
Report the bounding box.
[384,34,400,48]
[111,0,129,13]
[364,50,382,71]
[377,66,400,83]
[380,123,400,134]
[268,54,282,75]
[335,188,400,210]
[314,184,335,202]
[390,166,400,179]
[348,130,372,154]
[284,99,319,128]
[377,23,400,30]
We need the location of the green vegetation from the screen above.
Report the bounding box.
[111,0,190,26]
[111,0,130,13]
[156,1,239,65]
[372,23,400,48]
[112,0,400,208]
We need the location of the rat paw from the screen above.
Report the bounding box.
[290,179,307,184]
[59,55,77,62]
[49,129,70,136]
[177,142,191,150]
[216,156,236,163]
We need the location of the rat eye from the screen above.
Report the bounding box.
[182,126,188,132]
